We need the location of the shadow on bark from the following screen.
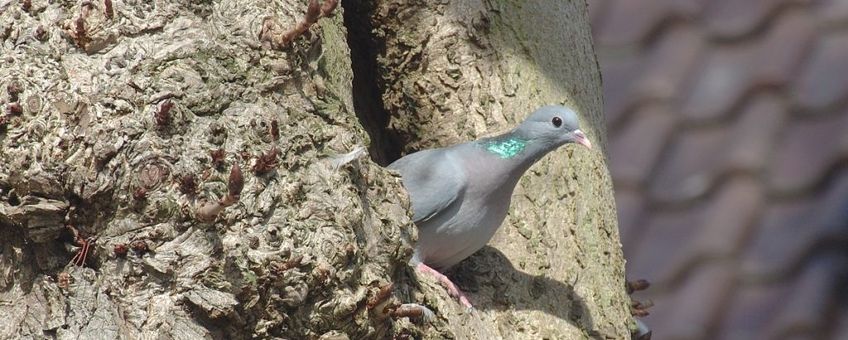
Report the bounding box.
[448,246,604,340]
[342,0,628,337]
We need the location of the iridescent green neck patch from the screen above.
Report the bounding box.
[483,137,527,159]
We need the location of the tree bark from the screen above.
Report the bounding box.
[0,0,630,339]
[354,0,633,339]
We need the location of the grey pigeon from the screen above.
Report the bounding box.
[388,105,592,308]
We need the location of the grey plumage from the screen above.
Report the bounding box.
[389,105,591,271]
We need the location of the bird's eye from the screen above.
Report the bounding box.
[552,117,562,127]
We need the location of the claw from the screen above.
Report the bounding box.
[66,226,96,267]
[626,279,650,294]
[367,283,394,310]
[416,263,473,309]
[390,303,435,323]
[634,319,652,340]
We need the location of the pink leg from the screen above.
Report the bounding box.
[416,263,473,309]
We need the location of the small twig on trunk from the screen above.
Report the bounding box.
[196,163,243,222]
[259,0,338,49]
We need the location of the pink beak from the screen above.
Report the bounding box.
[573,129,592,149]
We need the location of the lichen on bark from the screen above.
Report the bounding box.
[365,0,633,338]
[1,1,416,338]
[0,0,631,339]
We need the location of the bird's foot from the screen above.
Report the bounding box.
[416,263,473,310]
[634,319,652,340]
[626,279,653,317]
[626,279,652,340]
[390,303,436,323]
[626,279,650,295]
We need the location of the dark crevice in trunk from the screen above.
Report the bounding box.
[342,0,403,166]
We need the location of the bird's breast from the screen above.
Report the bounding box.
[415,175,516,269]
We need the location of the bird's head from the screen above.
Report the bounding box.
[514,105,592,149]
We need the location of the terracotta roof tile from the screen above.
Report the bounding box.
[828,301,848,340]
[602,25,705,129]
[631,179,762,286]
[689,178,763,261]
[681,10,814,123]
[614,188,648,248]
[678,44,757,123]
[715,280,795,340]
[595,1,848,338]
[767,113,848,194]
[753,10,816,87]
[742,170,848,279]
[599,54,645,126]
[792,32,848,111]
[702,0,794,39]
[724,94,787,172]
[649,95,786,203]
[763,253,846,338]
[648,94,786,203]
[641,262,735,340]
[588,0,610,26]
[649,124,726,203]
[595,0,670,46]
[609,105,677,187]
[813,0,848,25]
[632,26,705,104]
[595,0,703,46]
[780,335,820,340]
[738,200,815,280]
[627,207,704,286]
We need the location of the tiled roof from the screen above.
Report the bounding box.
[590,0,848,338]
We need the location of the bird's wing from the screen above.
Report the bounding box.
[388,148,466,223]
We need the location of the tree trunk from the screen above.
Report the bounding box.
[348,0,632,339]
[0,0,630,339]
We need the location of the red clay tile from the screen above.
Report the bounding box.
[793,32,848,110]
[763,253,846,338]
[627,207,705,286]
[641,261,735,340]
[648,94,796,202]
[600,26,703,128]
[767,113,848,194]
[595,0,671,46]
[681,10,814,123]
[691,178,764,260]
[633,25,705,103]
[679,44,756,123]
[724,94,786,172]
[652,96,787,203]
[631,179,762,287]
[813,0,848,25]
[668,0,706,15]
[588,0,609,26]
[780,335,820,340]
[754,10,816,87]
[609,105,677,187]
[809,170,848,235]
[715,280,795,340]
[649,125,727,203]
[743,170,848,279]
[595,0,703,46]
[703,0,788,39]
[739,199,817,280]
[828,300,848,340]
[600,54,645,126]
[614,188,648,250]
[595,3,848,338]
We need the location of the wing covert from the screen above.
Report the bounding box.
[388,149,466,223]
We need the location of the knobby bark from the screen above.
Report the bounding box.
[356,0,632,338]
[0,0,631,339]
